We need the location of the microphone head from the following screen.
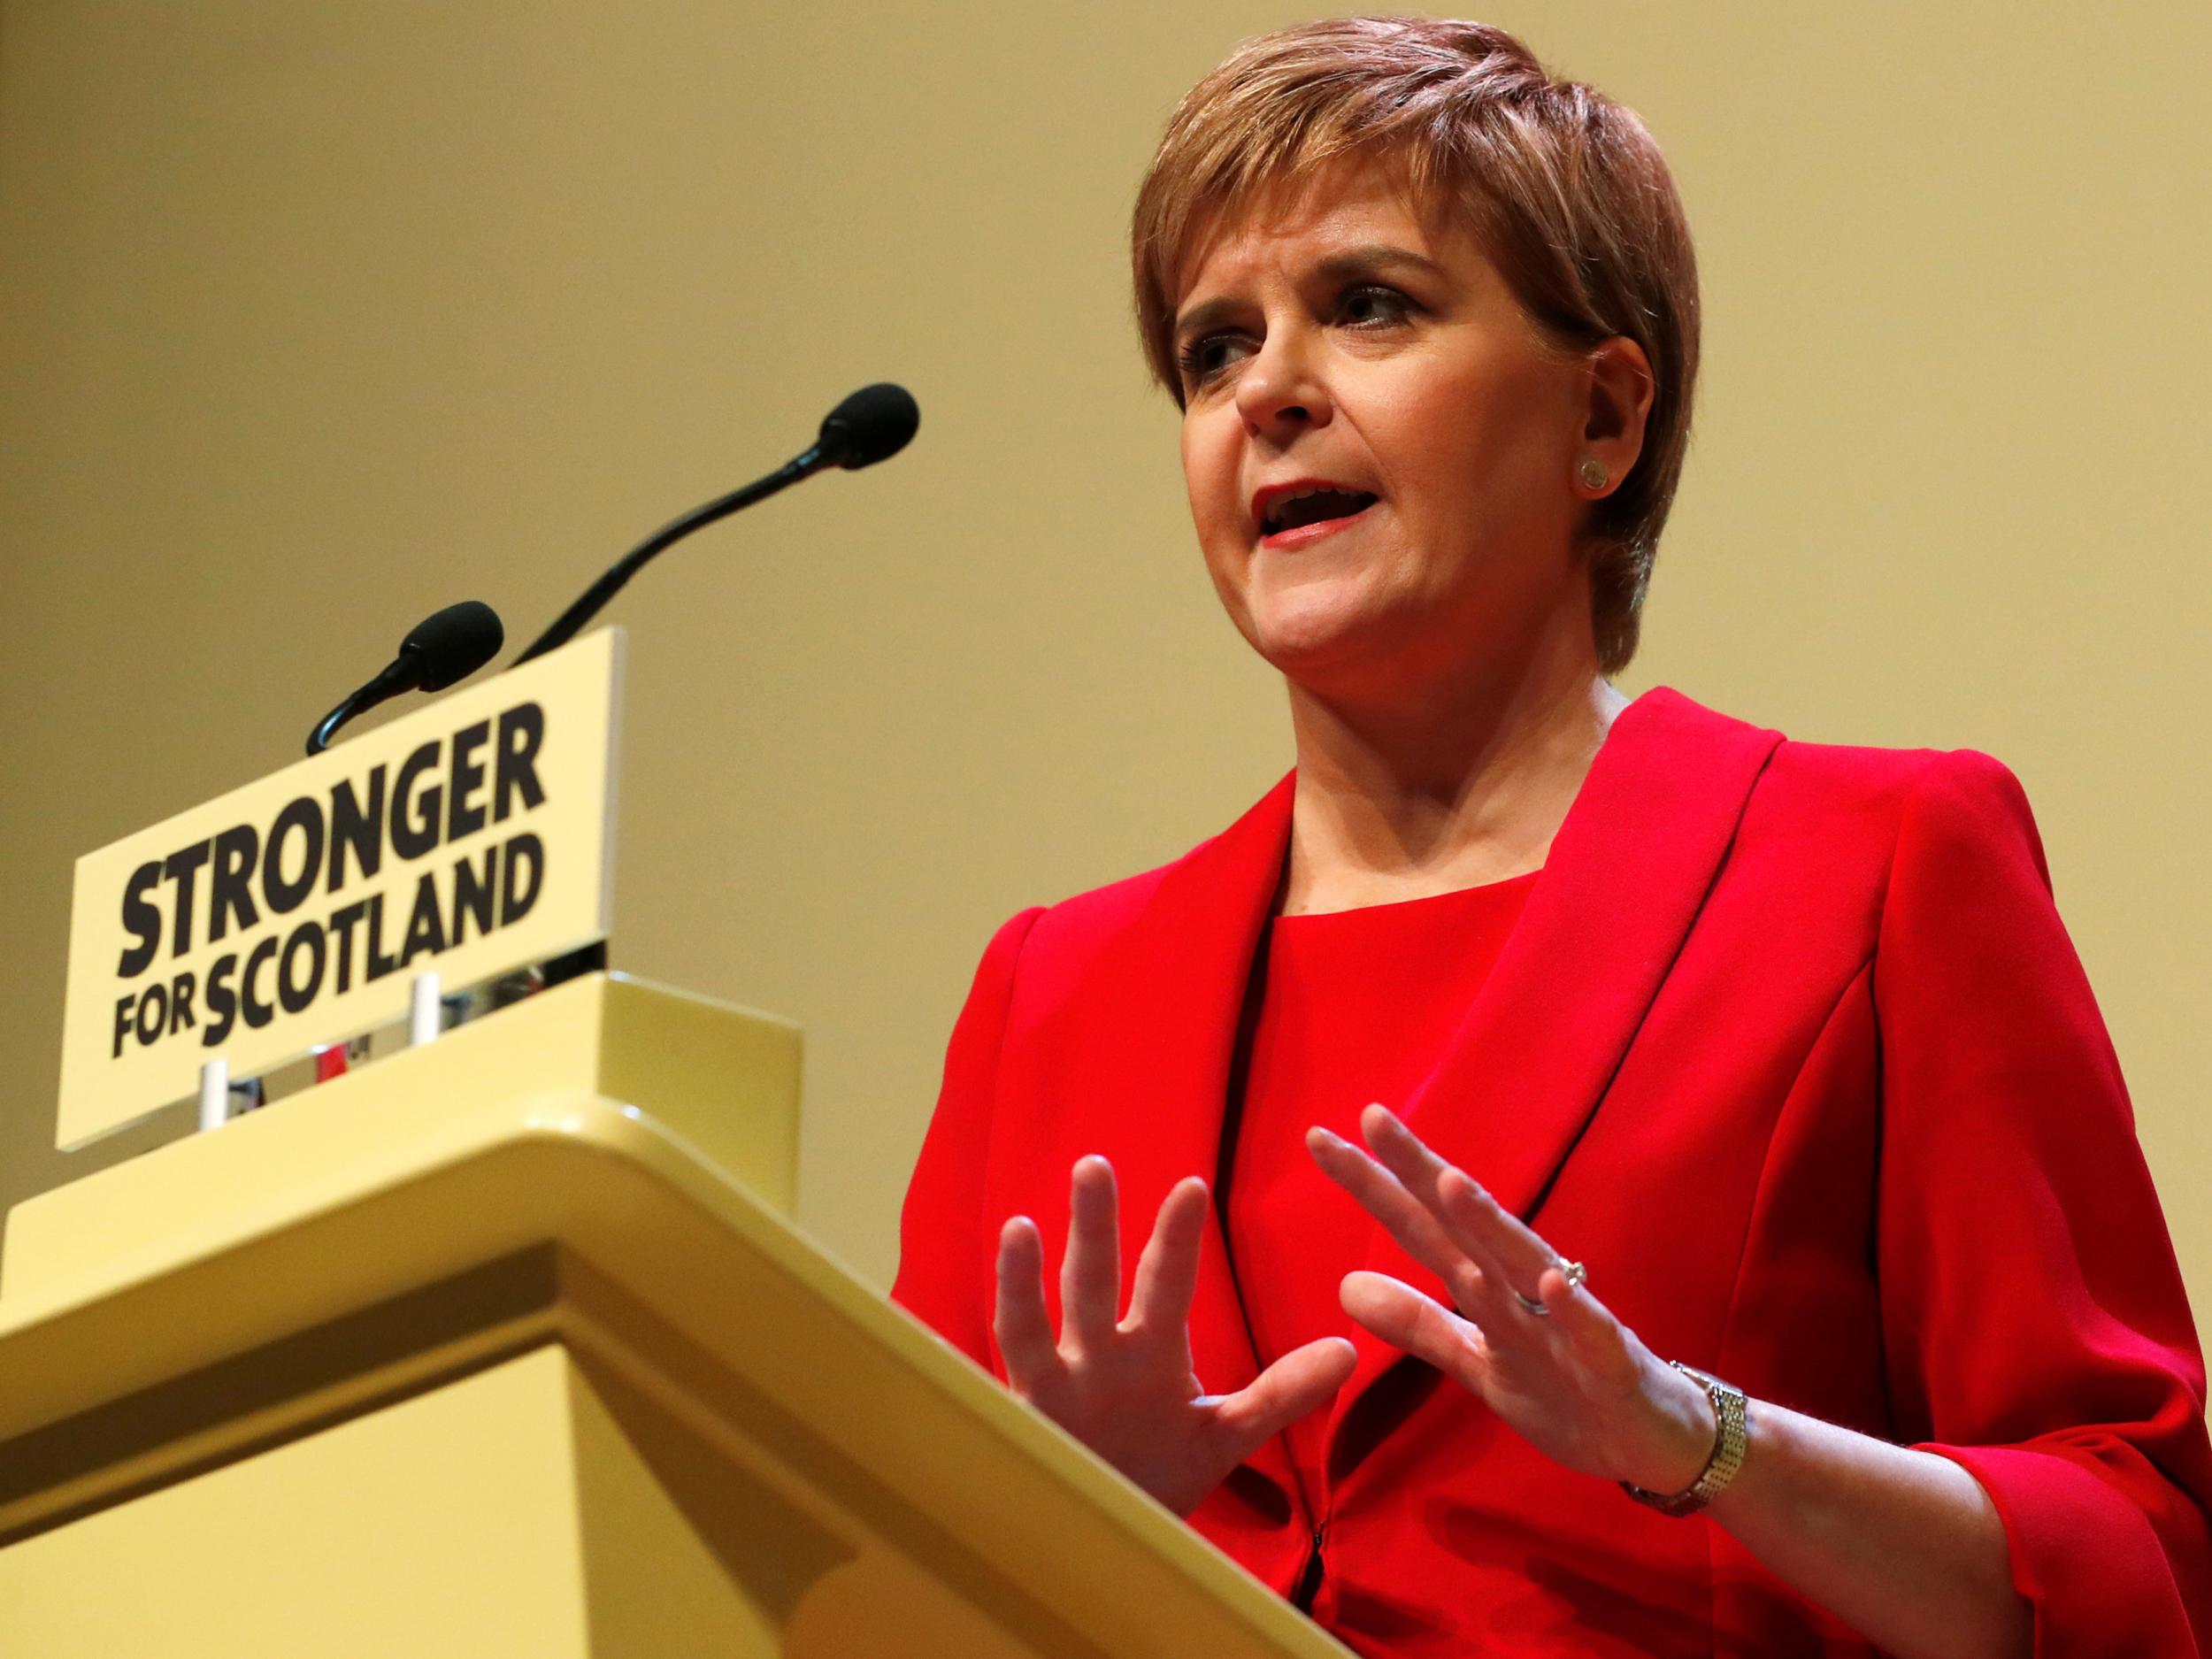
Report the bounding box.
[817,382,919,471]
[396,599,505,691]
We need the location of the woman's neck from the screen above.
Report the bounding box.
[1279,649,1627,918]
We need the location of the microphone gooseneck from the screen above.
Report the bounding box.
[512,383,919,665]
[305,599,505,757]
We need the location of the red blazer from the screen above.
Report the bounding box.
[893,686,2212,1656]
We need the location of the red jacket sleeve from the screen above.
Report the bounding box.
[1872,748,2212,1655]
[890,907,1045,1371]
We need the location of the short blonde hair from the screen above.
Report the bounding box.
[1131,16,1700,675]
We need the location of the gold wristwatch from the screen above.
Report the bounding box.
[1620,1361,1748,1517]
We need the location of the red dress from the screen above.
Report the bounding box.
[1224,875,1539,1532]
[891,686,2212,1655]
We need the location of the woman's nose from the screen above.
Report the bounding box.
[1233,329,1333,442]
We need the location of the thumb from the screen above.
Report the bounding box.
[1342,1270,1485,1393]
[1208,1336,1358,1461]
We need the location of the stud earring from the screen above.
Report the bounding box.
[1577,457,1609,491]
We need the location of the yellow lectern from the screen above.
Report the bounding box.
[0,972,1348,1657]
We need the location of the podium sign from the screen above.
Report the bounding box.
[55,630,623,1148]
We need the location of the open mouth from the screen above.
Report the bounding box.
[1260,487,1379,540]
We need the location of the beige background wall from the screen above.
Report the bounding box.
[3,2,2207,1306]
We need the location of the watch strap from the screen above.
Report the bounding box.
[1621,1361,1748,1517]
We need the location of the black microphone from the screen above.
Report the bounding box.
[512,382,920,665]
[306,600,505,757]
[815,381,922,470]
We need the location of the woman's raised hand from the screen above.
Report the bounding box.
[995,1155,1357,1517]
[1307,1104,1717,1496]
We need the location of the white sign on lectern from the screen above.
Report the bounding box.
[56,629,624,1148]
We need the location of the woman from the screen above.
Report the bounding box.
[893,17,2212,1657]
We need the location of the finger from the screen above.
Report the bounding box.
[1362,1107,1559,1305]
[1538,1260,1623,1354]
[1522,1259,1643,1395]
[1126,1175,1207,1336]
[993,1216,1064,1385]
[1307,1127,1486,1309]
[1061,1155,1123,1347]
[1357,1104,1464,1222]
[1339,1270,1487,1394]
[1435,1167,1571,1310]
[1356,1108,1530,1315]
[1208,1336,1357,1460]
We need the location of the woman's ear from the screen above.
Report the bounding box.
[1575,336,1656,498]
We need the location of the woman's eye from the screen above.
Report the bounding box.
[1176,287,1413,388]
[1340,285,1414,327]
[1178,334,1249,387]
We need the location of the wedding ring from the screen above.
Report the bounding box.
[1513,1258,1587,1317]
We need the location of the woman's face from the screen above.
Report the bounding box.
[1173,163,1629,705]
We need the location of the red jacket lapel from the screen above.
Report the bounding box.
[1046,772,1302,1500]
[1322,686,1786,1463]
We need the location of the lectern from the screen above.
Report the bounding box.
[1,629,1348,1655]
[0,971,1349,1656]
